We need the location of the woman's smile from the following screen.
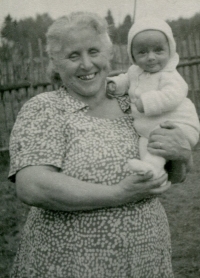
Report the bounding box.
[77,73,96,81]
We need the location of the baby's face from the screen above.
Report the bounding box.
[131,30,170,73]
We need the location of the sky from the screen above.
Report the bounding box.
[0,0,200,27]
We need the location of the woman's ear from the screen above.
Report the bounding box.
[109,46,114,60]
[47,59,62,84]
[50,57,58,71]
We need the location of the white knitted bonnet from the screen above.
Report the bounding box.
[127,17,177,64]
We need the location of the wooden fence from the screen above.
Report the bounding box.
[0,39,49,86]
[1,33,200,86]
[0,35,200,151]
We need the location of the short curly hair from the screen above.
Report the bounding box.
[46,11,113,84]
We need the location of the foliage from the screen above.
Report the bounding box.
[105,10,117,43]
[105,10,133,44]
[1,14,53,58]
[115,15,132,44]
[105,10,200,45]
[2,10,200,53]
[168,12,200,41]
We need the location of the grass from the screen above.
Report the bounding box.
[161,145,200,278]
[0,152,29,278]
[0,149,200,278]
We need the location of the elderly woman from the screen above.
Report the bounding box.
[9,12,192,278]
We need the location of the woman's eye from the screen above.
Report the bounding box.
[69,53,79,60]
[90,49,99,55]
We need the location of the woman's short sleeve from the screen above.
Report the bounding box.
[8,94,66,182]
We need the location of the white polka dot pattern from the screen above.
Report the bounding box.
[9,87,173,277]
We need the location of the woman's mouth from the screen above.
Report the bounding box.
[78,73,96,80]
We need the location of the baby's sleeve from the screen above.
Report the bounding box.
[107,72,130,96]
[8,95,66,182]
[141,71,188,116]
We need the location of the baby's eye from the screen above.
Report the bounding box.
[155,48,163,53]
[138,50,146,55]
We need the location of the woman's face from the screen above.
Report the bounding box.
[52,26,112,101]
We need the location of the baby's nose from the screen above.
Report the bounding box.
[148,52,156,60]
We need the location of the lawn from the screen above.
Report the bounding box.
[161,145,200,278]
[0,148,200,278]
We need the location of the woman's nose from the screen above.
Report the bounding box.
[80,54,93,70]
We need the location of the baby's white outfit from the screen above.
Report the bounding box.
[109,54,199,147]
[108,18,200,177]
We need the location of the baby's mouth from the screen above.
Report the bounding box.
[148,63,158,68]
[78,73,96,80]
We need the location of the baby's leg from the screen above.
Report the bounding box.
[128,136,166,179]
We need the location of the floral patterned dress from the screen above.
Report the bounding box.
[9,87,174,278]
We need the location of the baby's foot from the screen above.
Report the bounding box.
[127,159,154,175]
[127,159,167,186]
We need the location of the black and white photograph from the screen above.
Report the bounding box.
[0,1,200,277]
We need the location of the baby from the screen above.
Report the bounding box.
[107,17,200,179]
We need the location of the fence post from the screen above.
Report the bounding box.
[193,32,200,78]
[38,38,45,81]
[186,35,196,103]
[28,42,34,83]
[28,42,35,97]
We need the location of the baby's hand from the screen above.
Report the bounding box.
[135,98,144,113]
[106,81,116,98]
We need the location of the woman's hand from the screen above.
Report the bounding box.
[147,121,191,162]
[117,172,171,204]
[147,121,193,183]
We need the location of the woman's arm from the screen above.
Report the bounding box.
[147,121,193,183]
[16,165,169,211]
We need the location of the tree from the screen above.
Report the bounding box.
[105,10,117,43]
[1,15,18,42]
[1,13,53,58]
[105,10,115,26]
[116,15,132,44]
[168,12,200,41]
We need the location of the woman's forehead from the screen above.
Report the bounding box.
[60,24,99,39]
[60,27,109,50]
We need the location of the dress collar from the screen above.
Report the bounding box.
[56,86,89,113]
[55,86,131,114]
